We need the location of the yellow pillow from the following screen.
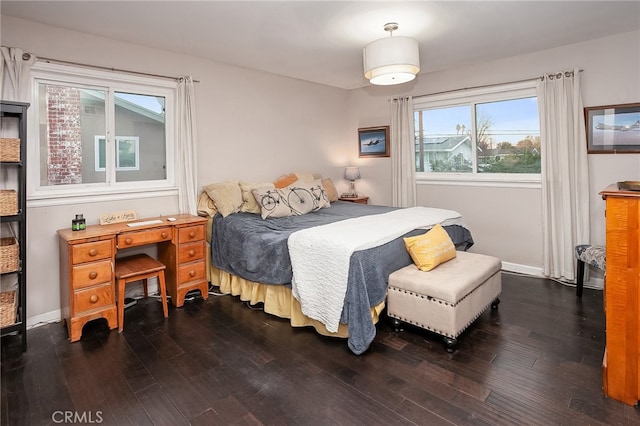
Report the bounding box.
[403,223,456,271]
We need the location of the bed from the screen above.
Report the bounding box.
[201,178,474,354]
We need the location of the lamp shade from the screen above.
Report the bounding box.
[363,36,420,85]
[344,166,361,181]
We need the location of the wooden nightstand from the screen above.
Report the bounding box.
[338,195,369,204]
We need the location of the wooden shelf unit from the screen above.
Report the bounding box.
[0,101,29,352]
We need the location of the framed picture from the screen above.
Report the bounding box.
[585,103,640,153]
[358,126,390,157]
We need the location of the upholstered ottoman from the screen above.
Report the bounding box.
[387,251,502,352]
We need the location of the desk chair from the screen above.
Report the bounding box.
[115,254,169,332]
[575,244,606,298]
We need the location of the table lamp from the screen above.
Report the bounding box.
[344,166,361,197]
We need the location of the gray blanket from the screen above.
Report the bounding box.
[210,201,474,354]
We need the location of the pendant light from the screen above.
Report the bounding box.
[363,23,420,86]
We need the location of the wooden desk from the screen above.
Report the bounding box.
[58,214,208,342]
[600,184,640,405]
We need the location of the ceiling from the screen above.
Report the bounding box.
[2,1,639,89]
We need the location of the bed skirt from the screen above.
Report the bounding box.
[207,261,385,339]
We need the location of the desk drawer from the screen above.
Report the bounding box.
[71,240,113,264]
[74,283,113,313]
[178,241,205,263]
[178,225,205,244]
[72,259,113,289]
[118,227,172,249]
[177,260,206,285]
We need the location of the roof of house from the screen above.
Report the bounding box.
[420,135,470,152]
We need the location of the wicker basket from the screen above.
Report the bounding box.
[0,190,18,216]
[0,237,19,273]
[0,138,20,162]
[0,290,17,327]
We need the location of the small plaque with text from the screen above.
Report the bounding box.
[100,210,138,225]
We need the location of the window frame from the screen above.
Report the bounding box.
[413,80,541,188]
[28,62,177,206]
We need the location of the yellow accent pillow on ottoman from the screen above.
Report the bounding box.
[404,223,456,271]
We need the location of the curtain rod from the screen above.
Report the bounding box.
[410,69,583,100]
[22,51,200,83]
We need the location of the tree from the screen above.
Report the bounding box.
[497,142,513,149]
[456,124,461,135]
[516,136,541,151]
[476,115,492,149]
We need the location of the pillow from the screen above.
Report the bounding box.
[203,181,243,217]
[196,191,218,217]
[273,173,298,188]
[252,186,293,219]
[294,171,316,183]
[239,181,274,214]
[321,178,339,203]
[403,223,456,271]
[252,180,329,219]
[308,179,331,210]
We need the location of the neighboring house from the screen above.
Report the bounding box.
[416,135,471,172]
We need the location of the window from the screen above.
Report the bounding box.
[414,81,540,185]
[95,136,140,172]
[29,62,176,202]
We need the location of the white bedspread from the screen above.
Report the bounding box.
[288,206,462,332]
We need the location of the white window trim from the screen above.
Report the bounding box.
[95,136,140,172]
[414,80,541,188]
[27,62,177,205]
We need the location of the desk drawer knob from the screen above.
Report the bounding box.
[161,232,168,239]
[124,237,132,245]
[89,248,98,257]
[89,271,98,280]
[188,250,195,257]
[189,270,196,277]
[90,294,98,303]
[189,231,196,239]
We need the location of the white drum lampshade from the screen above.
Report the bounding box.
[363,23,420,86]
[344,166,361,196]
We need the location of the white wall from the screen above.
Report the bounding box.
[348,30,640,279]
[2,14,638,324]
[1,15,353,325]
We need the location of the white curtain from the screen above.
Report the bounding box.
[390,96,416,207]
[537,69,590,281]
[176,76,199,215]
[1,46,36,138]
[1,46,36,101]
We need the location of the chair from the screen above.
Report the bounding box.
[575,244,606,298]
[115,254,169,332]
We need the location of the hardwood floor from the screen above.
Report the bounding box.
[2,273,639,425]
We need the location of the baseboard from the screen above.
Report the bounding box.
[27,309,62,329]
[501,261,544,277]
[501,261,604,290]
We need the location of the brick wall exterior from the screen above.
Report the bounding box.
[46,86,83,185]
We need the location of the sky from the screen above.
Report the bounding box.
[416,97,540,144]
[115,92,164,114]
